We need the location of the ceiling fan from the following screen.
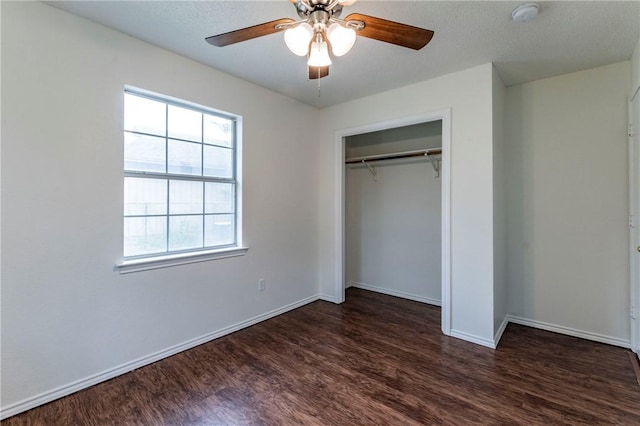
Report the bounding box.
[205,0,434,80]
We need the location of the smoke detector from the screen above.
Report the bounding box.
[512,3,539,23]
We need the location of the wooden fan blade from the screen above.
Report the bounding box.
[308,65,329,80]
[345,13,433,50]
[206,18,295,47]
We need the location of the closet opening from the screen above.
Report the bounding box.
[333,110,451,335]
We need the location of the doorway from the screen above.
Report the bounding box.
[333,110,451,335]
[344,121,442,306]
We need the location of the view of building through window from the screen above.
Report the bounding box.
[123,90,238,257]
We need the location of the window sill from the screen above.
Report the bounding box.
[115,247,249,274]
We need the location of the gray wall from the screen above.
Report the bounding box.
[493,67,508,338]
[505,62,630,345]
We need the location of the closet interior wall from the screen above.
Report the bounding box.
[345,121,443,306]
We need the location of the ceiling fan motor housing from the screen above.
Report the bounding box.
[310,10,331,33]
[296,0,343,19]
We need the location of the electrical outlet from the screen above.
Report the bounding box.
[258,278,266,292]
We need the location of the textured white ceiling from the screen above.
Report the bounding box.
[46,1,640,108]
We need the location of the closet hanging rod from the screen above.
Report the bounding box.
[345,148,442,165]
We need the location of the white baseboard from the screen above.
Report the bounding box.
[494,316,509,347]
[347,281,441,307]
[0,295,320,420]
[507,315,631,349]
[317,293,338,303]
[450,329,496,349]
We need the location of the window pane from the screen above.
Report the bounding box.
[203,145,233,178]
[124,132,166,173]
[205,182,234,214]
[205,214,235,247]
[124,216,167,256]
[123,90,239,258]
[204,114,233,147]
[170,180,203,214]
[124,93,166,136]
[169,215,203,251]
[168,139,202,175]
[124,177,167,216]
[168,105,202,142]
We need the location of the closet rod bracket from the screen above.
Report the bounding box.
[427,153,441,178]
[362,160,379,181]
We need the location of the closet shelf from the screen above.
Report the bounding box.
[345,148,442,165]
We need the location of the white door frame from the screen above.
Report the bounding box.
[630,89,640,355]
[333,109,452,336]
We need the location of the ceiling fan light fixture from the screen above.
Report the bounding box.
[327,23,356,56]
[284,23,313,56]
[307,40,332,67]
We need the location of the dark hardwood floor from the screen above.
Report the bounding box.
[3,288,639,425]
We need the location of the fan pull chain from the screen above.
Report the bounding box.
[317,67,321,97]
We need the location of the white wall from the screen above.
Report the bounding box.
[346,158,442,305]
[492,67,508,339]
[505,62,630,345]
[1,1,320,414]
[318,64,497,346]
[632,38,640,94]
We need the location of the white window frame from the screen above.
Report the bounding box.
[116,88,246,274]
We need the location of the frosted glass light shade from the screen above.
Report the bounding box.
[284,23,313,56]
[327,23,356,56]
[307,41,332,66]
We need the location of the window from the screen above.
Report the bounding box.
[122,89,241,261]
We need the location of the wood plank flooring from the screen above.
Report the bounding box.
[3,288,639,425]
